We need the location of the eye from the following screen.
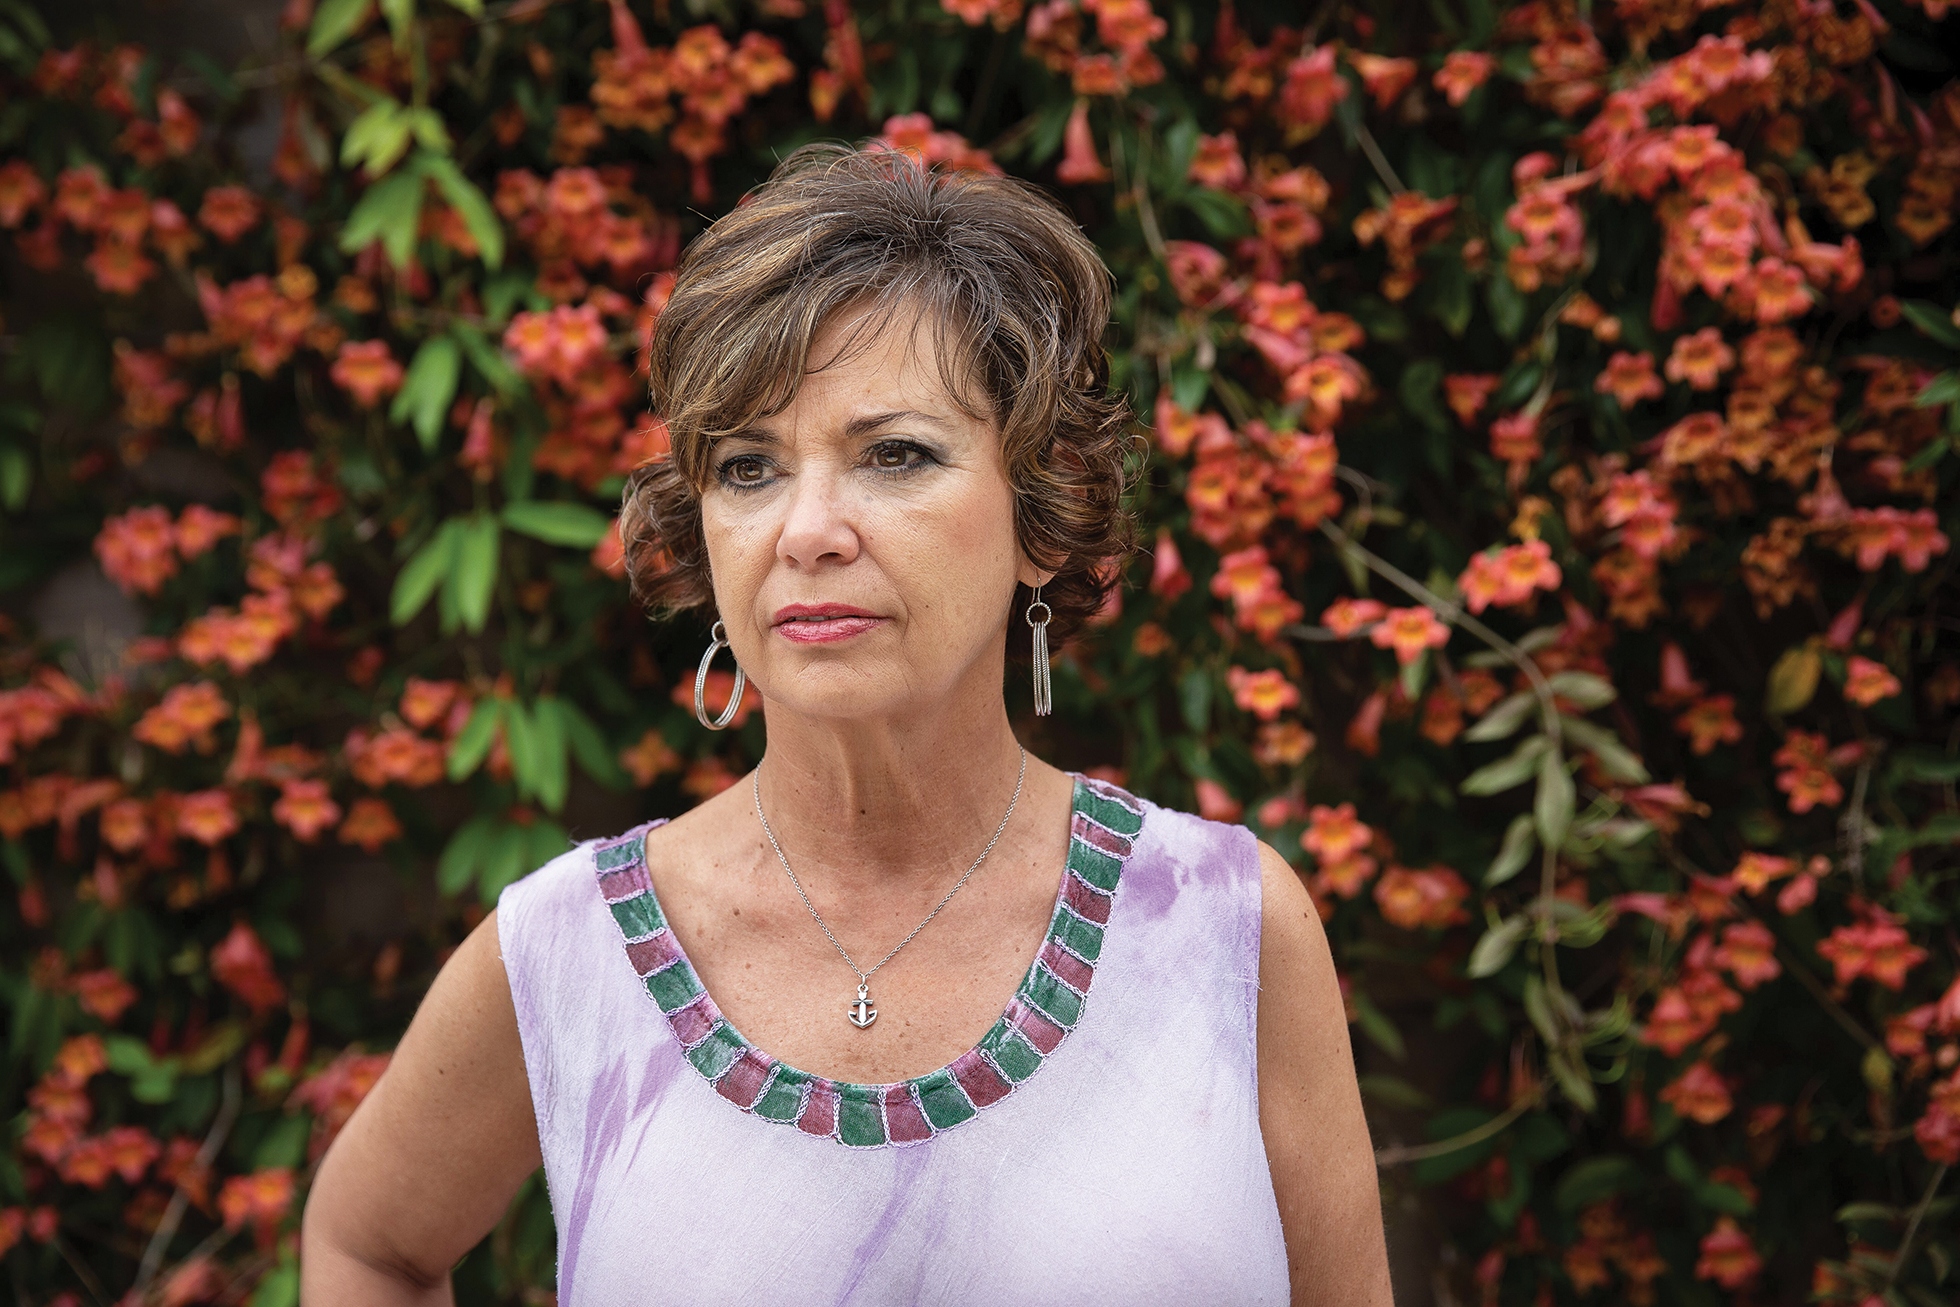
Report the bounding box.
[717,454,773,489]
[866,441,930,474]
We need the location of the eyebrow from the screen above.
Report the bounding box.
[725,410,954,445]
[844,409,954,437]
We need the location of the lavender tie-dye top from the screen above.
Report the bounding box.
[496,776,1290,1304]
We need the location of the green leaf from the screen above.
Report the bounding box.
[1915,371,1960,409]
[442,0,483,13]
[1183,188,1250,240]
[1484,813,1537,887]
[452,320,523,394]
[106,1032,181,1102]
[527,697,571,813]
[1178,667,1211,733]
[1699,1181,1754,1216]
[1766,643,1821,715]
[103,1033,154,1076]
[389,335,461,452]
[404,107,450,153]
[339,168,425,269]
[1464,690,1537,743]
[502,501,613,548]
[307,0,372,56]
[1559,716,1650,784]
[1891,750,1960,784]
[130,1060,181,1104]
[1349,986,1405,1060]
[181,49,240,102]
[390,519,460,626]
[1461,734,1549,795]
[437,814,497,896]
[378,0,414,46]
[477,824,530,903]
[1836,1202,1903,1224]
[1522,973,1561,1045]
[1358,1074,1432,1109]
[446,699,503,781]
[556,698,626,788]
[448,513,500,634]
[20,316,111,415]
[1398,358,1449,434]
[339,98,413,177]
[1486,274,1527,341]
[1899,300,1960,350]
[1553,1155,1640,1212]
[182,1021,247,1074]
[1547,1046,1596,1112]
[1467,913,1530,977]
[1428,258,1473,338]
[422,154,506,269]
[0,445,30,511]
[1534,748,1575,849]
[1399,647,1431,702]
[253,1114,310,1170]
[0,0,52,48]
[1909,812,1960,848]
[1495,363,1542,410]
[523,818,569,879]
[250,1263,299,1307]
[503,699,539,801]
[1546,670,1615,710]
[480,270,534,328]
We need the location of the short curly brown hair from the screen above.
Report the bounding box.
[620,143,1133,646]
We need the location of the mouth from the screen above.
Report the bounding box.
[771,604,885,644]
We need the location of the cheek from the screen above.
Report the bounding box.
[880,478,1019,612]
[699,501,773,600]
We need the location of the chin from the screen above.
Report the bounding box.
[760,663,924,721]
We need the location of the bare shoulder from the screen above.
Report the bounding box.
[403,907,533,1082]
[302,909,541,1289]
[1251,838,1394,1307]
[1254,838,1327,977]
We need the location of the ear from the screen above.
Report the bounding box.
[1016,556,1056,589]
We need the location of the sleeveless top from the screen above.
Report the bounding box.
[496,776,1290,1305]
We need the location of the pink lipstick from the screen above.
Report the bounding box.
[772,604,885,644]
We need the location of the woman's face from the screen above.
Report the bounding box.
[698,308,1042,723]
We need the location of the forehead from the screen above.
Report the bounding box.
[787,299,986,422]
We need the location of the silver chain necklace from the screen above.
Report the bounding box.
[752,747,1027,1030]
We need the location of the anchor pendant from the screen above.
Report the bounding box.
[848,982,877,1029]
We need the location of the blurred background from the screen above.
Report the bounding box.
[1,0,1957,1302]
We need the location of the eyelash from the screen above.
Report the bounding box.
[865,440,933,478]
[713,441,935,492]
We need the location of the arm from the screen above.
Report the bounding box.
[301,909,542,1305]
[1254,840,1394,1307]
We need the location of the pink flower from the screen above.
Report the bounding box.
[1055,100,1110,185]
[330,340,404,408]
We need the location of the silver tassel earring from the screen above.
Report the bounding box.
[1027,586,1052,717]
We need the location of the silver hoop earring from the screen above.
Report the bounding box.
[694,620,748,731]
[1026,587,1052,717]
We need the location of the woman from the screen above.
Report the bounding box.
[302,145,1392,1305]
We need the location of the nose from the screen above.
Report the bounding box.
[775,462,861,571]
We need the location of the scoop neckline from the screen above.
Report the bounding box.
[590,773,1146,1148]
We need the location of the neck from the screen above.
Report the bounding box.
[751,684,1034,889]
